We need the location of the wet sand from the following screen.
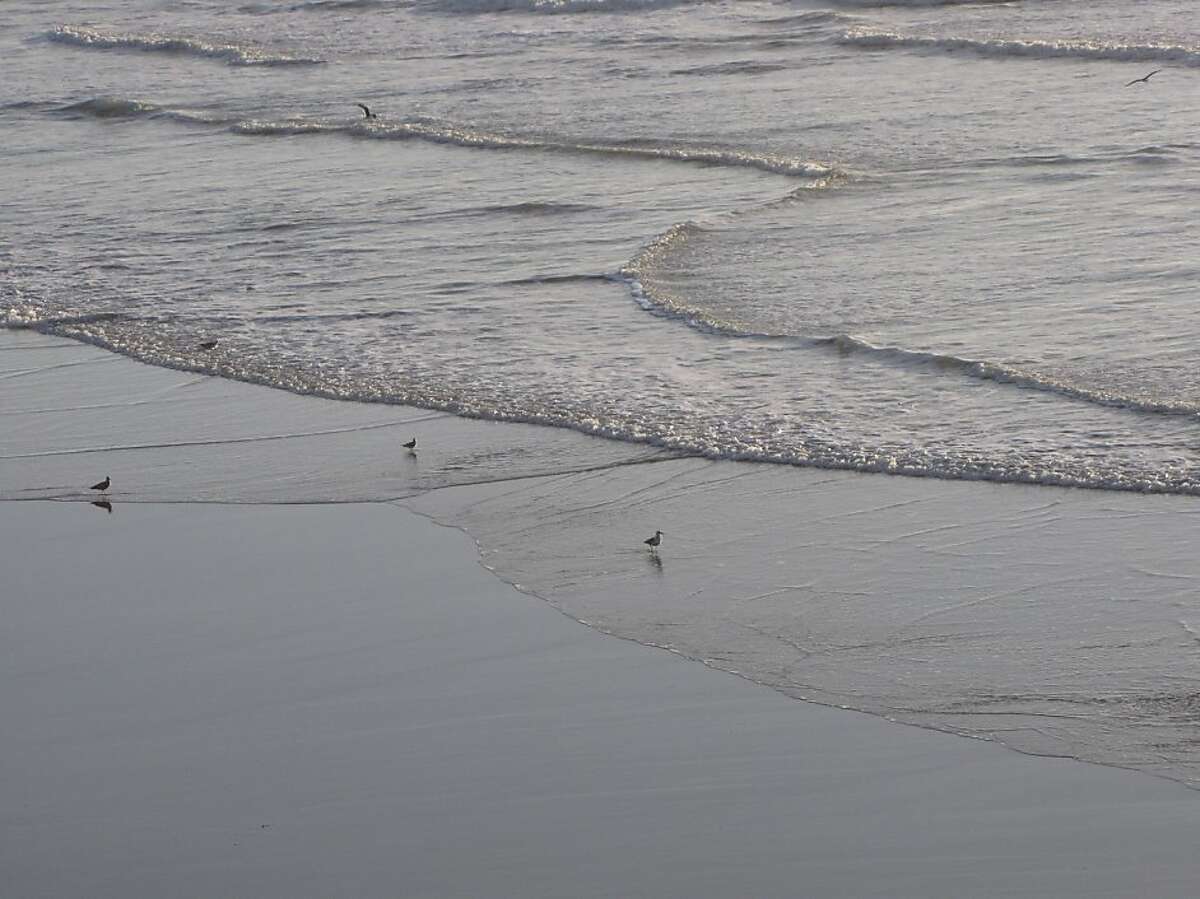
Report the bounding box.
[4,330,1200,897]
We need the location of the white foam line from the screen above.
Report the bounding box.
[841,29,1200,67]
[47,25,324,67]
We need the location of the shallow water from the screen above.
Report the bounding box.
[5,0,1200,788]
[7,333,1200,790]
[4,0,1199,492]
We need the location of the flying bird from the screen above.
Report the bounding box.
[356,103,378,120]
[198,339,218,350]
[644,530,663,551]
[90,476,110,492]
[1125,69,1162,87]
[403,437,417,450]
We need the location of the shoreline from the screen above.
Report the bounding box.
[13,316,1200,500]
[7,327,1200,786]
[6,329,1200,895]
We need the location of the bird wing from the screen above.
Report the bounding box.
[356,103,370,116]
[1125,70,1162,86]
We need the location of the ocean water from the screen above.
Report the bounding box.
[5,0,1199,493]
[6,0,1200,784]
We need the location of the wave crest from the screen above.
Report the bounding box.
[54,96,228,129]
[41,97,834,180]
[826,0,1019,6]
[815,335,1200,417]
[46,25,325,67]
[233,116,836,177]
[418,0,701,13]
[59,97,157,119]
[623,222,1200,420]
[841,29,1200,66]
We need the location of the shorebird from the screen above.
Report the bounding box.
[198,339,218,350]
[403,437,417,450]
[644,530,663,551]
[90,475,110,492]
[1125,69,1162,87]
[355,103,378,120]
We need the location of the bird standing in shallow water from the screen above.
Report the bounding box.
[644,530,663,551]
[403,437,417,451]
[90,476,110,492]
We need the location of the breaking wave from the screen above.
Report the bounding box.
[623,223,1200,421]
[812,335,1200,418]
[826,0,1021,7]
[232,116,836,177]
[840,29,1200,66]
[9,299,1200,497]
[288,0,412,9]
[37,88,835,180]
[418,0,703,13]
[58,97,158,119]
[55,97,232,127]
[46,25,325,66]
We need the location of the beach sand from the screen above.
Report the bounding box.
[4,330,1200,897]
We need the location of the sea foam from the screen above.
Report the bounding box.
[47,25,325,66]
[841,29,1200,66]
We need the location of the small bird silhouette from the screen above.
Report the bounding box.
[1125,69,1162,87]
[644,530,663,551]
[356,103,378,120]
[403,437,417,450]
[198,340,218,350]
[90,476,110,492]
[91,499,113,514]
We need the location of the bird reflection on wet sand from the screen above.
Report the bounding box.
[91,499,113,514]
